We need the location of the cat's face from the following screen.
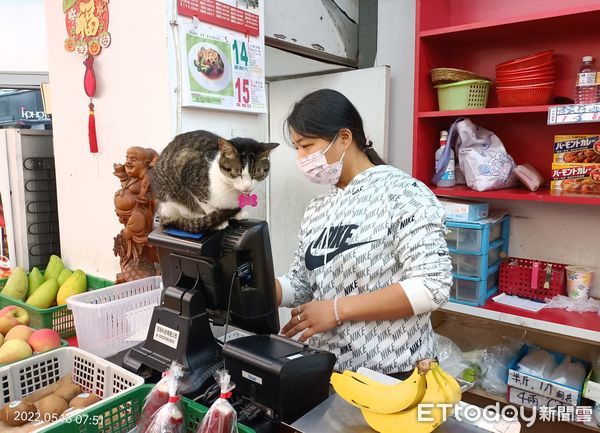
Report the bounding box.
[218,138,279,194]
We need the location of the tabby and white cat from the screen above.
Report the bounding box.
[151,130,279,232]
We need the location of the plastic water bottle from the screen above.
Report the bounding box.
[435,130,455,187]
[575,56,599,104]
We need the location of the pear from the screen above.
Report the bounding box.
[44,255,64,281]
[1,267,28,301]
[56,270,87,305]
[0,339,32,364]
[28,267,45,298]
[26,278,59,309]
[57,269,73,287]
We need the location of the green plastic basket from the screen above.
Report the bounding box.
[0,273,114,338]
[43,384,256,433]
[435,79,491,110]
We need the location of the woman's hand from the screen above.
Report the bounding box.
[281,300,338,342]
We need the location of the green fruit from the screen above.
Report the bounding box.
[26,278,59,309]
[56,270,87,305]
[28,267,45,298]
[57,269,72,287]
[462,367,477,383]
[1,267,28,301]
[44,255,64,281]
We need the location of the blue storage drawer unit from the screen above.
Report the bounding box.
[445,215,510,306]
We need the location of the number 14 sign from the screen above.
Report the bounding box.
[180,17,266,113]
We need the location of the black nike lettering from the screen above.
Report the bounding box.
[305,239,376,271]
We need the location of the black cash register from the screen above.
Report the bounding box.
[122,219,336,428]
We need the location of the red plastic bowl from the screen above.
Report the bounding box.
[496,61,554,75]
[496,50,554,72]
[496,68,554,78]
[496,75,555,86]
[496,82,555,90]
[496,87,553,106]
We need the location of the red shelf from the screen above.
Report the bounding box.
[443,298,600,342]
[419,3,600,39]
[418,105,552,118]
[482,299,600,333]
[430,185,600,206]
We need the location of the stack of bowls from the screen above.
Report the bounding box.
[495,50,555,106]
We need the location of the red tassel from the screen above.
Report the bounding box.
[88,101,98,153]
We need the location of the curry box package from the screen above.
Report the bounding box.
[553,135,600,163]
[551,163,600,194]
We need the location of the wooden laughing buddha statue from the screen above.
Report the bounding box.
[113,146,160,283]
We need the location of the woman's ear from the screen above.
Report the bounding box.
[338,128,353,150]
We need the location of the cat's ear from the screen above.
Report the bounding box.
[257,142,279,158]
[218,138,238,158]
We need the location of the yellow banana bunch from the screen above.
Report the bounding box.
[330,367,426,413]
[331,360,462,433]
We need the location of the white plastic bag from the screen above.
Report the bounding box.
[518,349,556,378]
[434,118,517,191]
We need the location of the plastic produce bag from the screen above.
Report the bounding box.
[434,333,463,369]
[142,376,184,433]
[197,370,238,433]
[517,349,556,377]
[136,362,184,433]
[545,295,600,313]
[480,336,523,396]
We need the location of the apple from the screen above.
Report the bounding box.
[0,306,30,335]
[0,339,32,364]
[27,329,61,353]
[5,325,34,342]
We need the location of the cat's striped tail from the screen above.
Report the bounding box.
[161,207,241,233]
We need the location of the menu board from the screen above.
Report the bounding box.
[179,0,266,113]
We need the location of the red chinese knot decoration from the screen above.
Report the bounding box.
[63,0,111,153]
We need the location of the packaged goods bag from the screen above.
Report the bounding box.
[433,118,517,192]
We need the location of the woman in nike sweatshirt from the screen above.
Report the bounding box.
[276,89,452,377]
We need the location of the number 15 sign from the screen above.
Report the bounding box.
[179,0,266,113]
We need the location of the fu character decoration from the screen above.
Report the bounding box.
[63,0,111,153]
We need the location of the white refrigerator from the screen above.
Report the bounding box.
[0,129,60,271]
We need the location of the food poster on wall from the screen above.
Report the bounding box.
[178,0,266,113]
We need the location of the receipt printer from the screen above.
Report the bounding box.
[222,334,336,424]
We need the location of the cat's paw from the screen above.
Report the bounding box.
[216,221,230,230]
[234,210,249,220]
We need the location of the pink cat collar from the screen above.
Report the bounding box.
[239,193,258,208]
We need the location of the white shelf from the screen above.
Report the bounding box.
[440,302,600,344]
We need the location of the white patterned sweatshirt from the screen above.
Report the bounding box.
[279,165,452,374]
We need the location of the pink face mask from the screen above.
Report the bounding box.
[296,136,346,185]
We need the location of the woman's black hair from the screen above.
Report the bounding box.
[284,89,386,166]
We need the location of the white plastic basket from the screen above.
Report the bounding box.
[0,346,144,432]
[67,276,162,358]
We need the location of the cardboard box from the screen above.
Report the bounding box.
[439,199,489,222]
[550,163,600,194]
[553,135,600,163]
[507,345,589,406]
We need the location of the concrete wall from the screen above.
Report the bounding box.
[44,0,173,277]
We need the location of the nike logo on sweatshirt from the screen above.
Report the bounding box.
[305,224,376,271]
